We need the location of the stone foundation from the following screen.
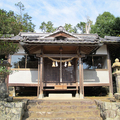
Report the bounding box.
[0,99,28,120]
[114,93,120,101]
[95,100,120,120]
[9,87,15,97]
[0,75,8,100]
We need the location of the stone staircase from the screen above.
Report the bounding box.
[23,99,102,120]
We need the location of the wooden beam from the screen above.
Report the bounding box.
[24,43,100,46]
[43,89,77,91]
[43,54,78,58]
[107,46,113,97]
[42,54,85,58]
[8,83,110,87]
[83,83,110,87]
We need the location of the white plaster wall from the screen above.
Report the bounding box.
[9,70,38,84]
[96,45,107,55]
[16,43,25,54]
[83,70,109,84]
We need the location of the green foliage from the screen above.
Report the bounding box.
[0,59,12,75]
[64,23,77,33]
[76,22,86,33]
[0,2,35,36]
[112,17,120,36]
[0,66,12,75]
[0,9,20,35]
[39,21,56,33]
[90,12,115,38]
[15,2,35,32]
[76,18,92,33]
[40,22,78,33]
[0,41,18,55]
[22,13,35,32]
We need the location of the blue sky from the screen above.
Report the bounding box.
[0,0,120,32]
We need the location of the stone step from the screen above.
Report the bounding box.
[27,105,97,112]
[24,117,102,120]
[23,100,102,120]
[24,110,100,118]
[28,100,95,106]
[49,94,72,99]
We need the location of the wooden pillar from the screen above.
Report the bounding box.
[107,47,113,97]
[37,58,40,97]
[79,57,84,99]
[6,55,11,93]
[60,57,62,82]
[75,58,79,98]
[38,56,43,98]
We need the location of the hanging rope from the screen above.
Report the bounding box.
[47,55,77,62]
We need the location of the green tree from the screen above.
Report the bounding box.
[39,21,56,33]
[0,9,20,35]
[90,12,115,38]
[15,2,35,32]
[112,17,120,36]
[73,26,78,33]
[40,22,46,32]
[22,13,35,32]
[46,21,56,33]
[0,41,18,56]
[76,22,86,33]
[15,2,25,24]
[64,23,75,33]
[77,17,92,34]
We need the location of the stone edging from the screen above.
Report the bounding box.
[0,99,28,120]
[94,100,120,120]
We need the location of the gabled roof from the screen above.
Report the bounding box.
[42,26,80,39]
[17,26,100,45]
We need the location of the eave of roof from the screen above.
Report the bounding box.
[101,36,120,43]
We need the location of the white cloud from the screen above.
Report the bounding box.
[1,0,120,32]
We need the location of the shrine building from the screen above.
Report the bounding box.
[3,26,120,98]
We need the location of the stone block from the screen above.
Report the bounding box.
[114,116,120,120]
[111,103,118,110]
[10,108,21,114]
[114,93,120,100]
[11,114,21,120]
[49,93,72,98]
[7,97,13,102]
[15,102,24,108]
[5,102,15,108]
[117,109,120,116]
[102,102,111,111]
[103,110,117,119]
[105,118,114,120]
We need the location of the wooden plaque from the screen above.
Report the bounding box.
[55,85,67,89]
